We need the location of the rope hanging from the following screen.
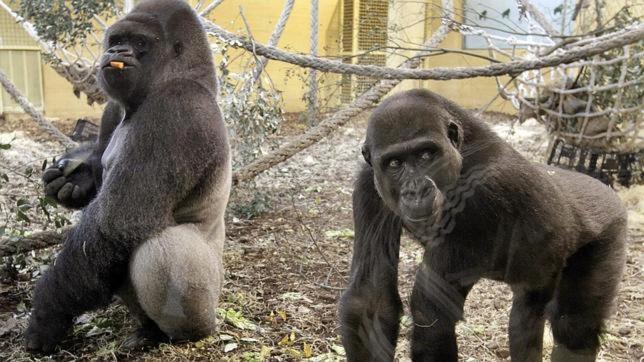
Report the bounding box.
[1,0,641,171]
[308,0,319,121]
[2,0,641,99]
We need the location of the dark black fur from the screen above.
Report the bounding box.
[26,0,228,353]
[340,89,627,361]
[43,101,122,208]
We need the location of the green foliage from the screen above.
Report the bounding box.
[324,228,354,240]
[0,142,71,238]
[283,66,340,119]
[229,191,271,220]
[216,45,284,168]
[17,0,116,46]
[216,308,256,330]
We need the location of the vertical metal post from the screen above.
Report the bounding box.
[308,0,319,123]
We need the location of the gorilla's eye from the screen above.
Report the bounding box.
[388,158,402,168]
[420,151,432,160]
[136,39,146,48]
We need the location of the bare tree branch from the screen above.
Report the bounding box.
[199,0,225,17]
[0,228,70,257]
[0,70,76,148]
[203,20,643,80]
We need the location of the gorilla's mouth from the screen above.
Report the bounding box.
[101,58,135,70]
[401,192,444,223]
[400,201,436,222]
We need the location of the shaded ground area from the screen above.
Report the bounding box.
[0,113,642,361]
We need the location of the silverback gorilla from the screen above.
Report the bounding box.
[340,89,627,361]
[26,0,230,352]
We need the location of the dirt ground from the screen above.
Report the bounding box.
[0,112,642,361]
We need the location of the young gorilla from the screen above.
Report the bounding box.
[25,0,231,352]
[340,89,627,361]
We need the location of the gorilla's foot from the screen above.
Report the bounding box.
[121,323,169,350]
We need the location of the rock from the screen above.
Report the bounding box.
[302,155,315,166]
[618,326,631,336]
[495,348,510,359]
[0,318,19,337]
[485,340,501,350]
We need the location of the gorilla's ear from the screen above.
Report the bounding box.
[447,121,462,149]
[361,144,372,166]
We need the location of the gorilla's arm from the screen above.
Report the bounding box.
[25,84,224,352]
[42,101,123,208]
[339,165,403,361]
[408,246,476,360]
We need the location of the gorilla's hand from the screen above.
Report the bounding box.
[43,148,98,209]
[24,308,73,354]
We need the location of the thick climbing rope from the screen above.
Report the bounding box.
[232,0,455,184]
[3,0,641,91]
[245,0,295,89]
[202,21,643,80]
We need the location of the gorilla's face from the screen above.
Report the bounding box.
[98,0,216,113]
[363,95,463,223]
[98,18,164,109]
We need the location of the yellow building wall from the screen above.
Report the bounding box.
[43,0,340,118]
[42,67,104,119]
[0,2,104,119]
[0,3,45,113]
[344,0,516,113]
[575,0,643,32]
[207,0,341,113]
[1,0,516,117]
[7,0,637,118]
[4,0,342,117]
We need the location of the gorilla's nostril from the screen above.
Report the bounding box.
[401,189,418,200]
[401,179,433,202]
[109,46,133,55]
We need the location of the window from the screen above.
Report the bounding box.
[0,8,44,112]
[463,0,573,49]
